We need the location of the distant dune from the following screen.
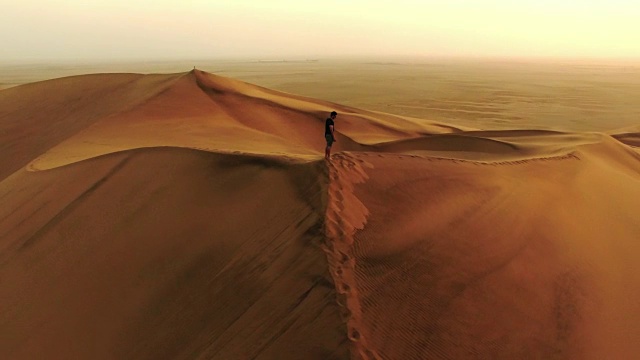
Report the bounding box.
[1,70,639,359]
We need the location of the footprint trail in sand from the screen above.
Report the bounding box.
[323,153,381,360]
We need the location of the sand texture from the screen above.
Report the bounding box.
[1,70,639,359]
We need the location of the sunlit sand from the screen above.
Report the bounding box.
[1,63,639,359]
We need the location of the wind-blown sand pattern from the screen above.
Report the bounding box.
[1,69,639,359]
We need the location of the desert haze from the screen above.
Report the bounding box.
[1,63,640,359]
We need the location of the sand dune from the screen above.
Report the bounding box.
[1,70,639,359]
[614,134,640,148]
[609,126,640,149]
[1,148,350,359]
[327,149,640,359]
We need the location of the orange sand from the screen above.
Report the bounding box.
[1,70,639,359]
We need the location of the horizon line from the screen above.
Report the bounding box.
[2,54,640,66]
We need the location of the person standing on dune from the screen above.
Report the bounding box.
[325,111,337,160]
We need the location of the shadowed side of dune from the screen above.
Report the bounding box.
[0,147,349,360]
[608,125,640,148]
[613,133,640,148]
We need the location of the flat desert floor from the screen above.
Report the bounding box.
[1,60,639,359]
[2,59,640,132]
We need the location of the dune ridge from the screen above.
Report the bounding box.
[8,69,635,173]
[323,153,378,359]
[1,70,640,359]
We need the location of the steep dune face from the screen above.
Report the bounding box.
[613,133,640,148]
[1,148,348,359]
[1,70,639,359]
[609,125,640,148]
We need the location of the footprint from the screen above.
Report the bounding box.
[335,292,348,307]
[321,243,335,254]
[340,307,352,321]
[363,349,379,360]
[329,201,343,211]
[348,328,361,341]
[339,283,351,294]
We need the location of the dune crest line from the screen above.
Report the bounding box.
[322,152,380,360]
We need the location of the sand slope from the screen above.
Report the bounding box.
[326,149,640,359]
[1,70,639,359]
[1,148,348,359]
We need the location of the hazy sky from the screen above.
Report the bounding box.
[2,0,639,61]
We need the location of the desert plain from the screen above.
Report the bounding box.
[1,59,639,359]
